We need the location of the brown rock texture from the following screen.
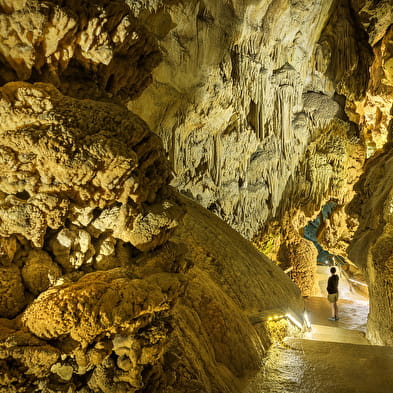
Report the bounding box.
[347,151,393,346]
[283,229,318,298]
[0,0,393,390]
[0,74,303,393]
[128,0,368,240]
[168,196,304,392]
[0,81,189,391]
[314,0,393,345]
[0,0,162,100]
[0,82,178,249]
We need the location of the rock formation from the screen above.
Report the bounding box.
[128,0,369,238]
[346,151,393,346]
[0,1,305,392]
[0,80,304,392]
[128,0,393,345]
[0,0,393,391]
[0,0,162,100]
[316,0,393,346]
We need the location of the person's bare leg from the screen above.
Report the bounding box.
[331,302,335,318]
[333,302,338,318]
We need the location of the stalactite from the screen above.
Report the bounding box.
[130,0,360,239]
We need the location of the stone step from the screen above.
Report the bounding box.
[304,323,369,345]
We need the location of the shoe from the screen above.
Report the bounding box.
[328,317,336,321]
[335,317,339,320]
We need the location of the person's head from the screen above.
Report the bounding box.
[330,267,336,274]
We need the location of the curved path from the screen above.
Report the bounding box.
[245,267,393,393]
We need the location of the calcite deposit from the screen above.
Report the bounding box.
[0,81,188,391]
[0,12,303,391]
[1,0,393,391]
[347,151,393,346]
[128,0,368,239]
[0,0,162,100]
[129,0,393,346]
[0,82,304,388]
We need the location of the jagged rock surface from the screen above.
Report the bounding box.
[0,0,162,100]
[128,0,368,240]
[315,0,393,345]
[0,81,187,391]
[1,1,393,391]
[0,81,304,392]
[128,0,393,346]
[347,150,393,346]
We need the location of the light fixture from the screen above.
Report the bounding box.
[285,313,303,329]
[303,311,311,329]
[262,309,305,330]
[348,278,368,287]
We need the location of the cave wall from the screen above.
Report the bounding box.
[128,0,369,239]
[0,3,393,393]
[0,1,306,392]
[129,0,393,346]
[347,150,393,346]
[316,0,393,345]
[127,0,375,299]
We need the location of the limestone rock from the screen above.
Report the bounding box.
[0,79,189,391]
[0,82,180,252]
[348,150,393,346]
[0,265,25,318]
[0,235,16,266]
[0,82,171,205]
[128,0,366,239]
[22,268,183,345]
[20,268,185,391]
[49,227,95,271]
[89,198,183,251]
[0,326,60,378]
[3,0,393,390]
[353,24,393,156]
[163,195,305,392]
[93,235,119,271]
[50,362,74,381]
[0,195,47,248]
[285,230,318,297]
[0,0,162,100]
[21,249,62,295]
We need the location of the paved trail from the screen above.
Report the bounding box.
[245,268,393,393]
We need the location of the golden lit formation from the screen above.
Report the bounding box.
[0,0,392,392]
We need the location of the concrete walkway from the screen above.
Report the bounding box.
[304,296,369,345]
[245,337,393,393]
[245,268,393,392]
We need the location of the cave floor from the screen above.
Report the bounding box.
[303,296,369,345]
[245,291,393,392]
[245,336,393,393]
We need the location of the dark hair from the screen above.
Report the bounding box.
[330,267,336,274]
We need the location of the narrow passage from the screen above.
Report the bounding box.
[245,266,393,393]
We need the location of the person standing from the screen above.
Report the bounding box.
[327,266,339,320]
